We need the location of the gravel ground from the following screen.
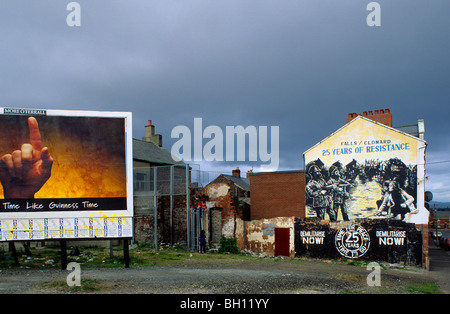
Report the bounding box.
[0,257,437,294]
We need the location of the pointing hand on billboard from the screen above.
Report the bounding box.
[0,117,54,199]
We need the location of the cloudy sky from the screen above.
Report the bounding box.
[1,1,449,200]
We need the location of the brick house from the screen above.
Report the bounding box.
[429,210,450,230]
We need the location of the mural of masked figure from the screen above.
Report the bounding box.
[327,165,352,221]
[375,180,391,217]
[376,180,418,221]
[306,165,336,221]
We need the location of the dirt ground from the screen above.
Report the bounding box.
[0,255,440,294]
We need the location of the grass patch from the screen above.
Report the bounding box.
[339,290,365,294]
[0,243,264,269]
[405,283,441,294]
[39,279,101,293]
[335,273,366,284]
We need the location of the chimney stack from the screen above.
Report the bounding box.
[142,120,163,147]
[232,167,241,178]
[346,108,392,127]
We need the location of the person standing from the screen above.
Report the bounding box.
[199,230,206,253]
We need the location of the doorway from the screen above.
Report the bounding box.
[274,228,290,257]
[210,207,222,244]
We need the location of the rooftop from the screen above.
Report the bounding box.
[133,138,185,166]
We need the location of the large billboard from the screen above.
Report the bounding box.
[0,108,133,241]
[303,116,428,225]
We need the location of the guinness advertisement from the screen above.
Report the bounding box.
[0,108,133,241]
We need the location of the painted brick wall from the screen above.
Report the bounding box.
[243,217,295,257]
[249,171,306,220]
[294,218,424,266]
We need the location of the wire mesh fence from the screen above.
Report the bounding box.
[133,164,231,250]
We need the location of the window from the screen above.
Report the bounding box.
[134,172,149,191]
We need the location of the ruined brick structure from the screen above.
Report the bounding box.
[203,167,250,247]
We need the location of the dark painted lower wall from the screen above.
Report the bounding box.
[294,218,422,265]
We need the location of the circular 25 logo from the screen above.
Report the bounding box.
[335,224,370,259]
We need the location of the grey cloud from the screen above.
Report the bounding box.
[0,0,448,198]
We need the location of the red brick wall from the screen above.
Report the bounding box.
[415,224,430,270]
[134,216,156,243]
[249,171,305,220]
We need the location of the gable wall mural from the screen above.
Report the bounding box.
[303,116,428,225]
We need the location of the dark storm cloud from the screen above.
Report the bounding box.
[0,0,448,199]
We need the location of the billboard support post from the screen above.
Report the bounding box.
[123,239,130,268]
[60,240,67,270]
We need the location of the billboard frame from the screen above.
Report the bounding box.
[0,107,134,242]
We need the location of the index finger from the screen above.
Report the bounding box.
[28,117,42,151]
